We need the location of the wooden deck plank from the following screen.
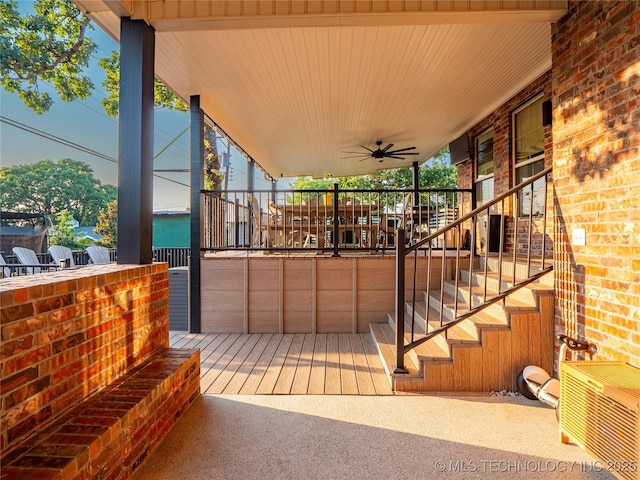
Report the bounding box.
[199,334,236,378]
[201,335,251,392]
[290,334,316,394]
[208,334,263,394]
[273,334,306,394]
[239,335,284,394]
[307,334,327,394]
[349,334,376,395]
[338,334,359,394]
[256,334,295,394]
[171,332,394,396]
[360,332,393,395]
[171,333,198,348]
[222,334,273,394]
[324,333,342,395]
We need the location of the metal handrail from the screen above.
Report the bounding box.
[394,167,553,372]
[201,186,473,254]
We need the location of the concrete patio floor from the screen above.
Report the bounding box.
[132,393,614,480]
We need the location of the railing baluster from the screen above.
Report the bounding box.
[395,228,407,373]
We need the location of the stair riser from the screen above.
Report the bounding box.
[480,258,553,286]
[444,280,538,310]
[459,270,552,303]
[424,289,507,324]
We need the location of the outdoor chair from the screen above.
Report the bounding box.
[376,192,414,249]
[0,254,11,278]
[86,245,111,264]
[48,245,76,267]
[12,247,47,274]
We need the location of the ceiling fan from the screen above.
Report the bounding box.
[343,141,420,162]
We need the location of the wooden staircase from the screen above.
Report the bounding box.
[369,256,555,393]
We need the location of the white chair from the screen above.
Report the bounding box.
[86,245,111,264]
[0,255,11,278]
[48,245,76,267]
[12,247,44,274]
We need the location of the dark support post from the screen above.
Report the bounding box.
[189,96,204,333]
[247,159,255,193]
[332,183,339,257]
[117,17,155,264]
[395,228,408,373]
[412,161,420,205]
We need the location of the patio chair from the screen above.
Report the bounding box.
[86,245,111,265]
[48,245,76,267]
[376,193,414,249]
[12,246,45,274]
[0,254,11,278]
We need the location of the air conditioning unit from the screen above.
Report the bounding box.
[560,361,640,480]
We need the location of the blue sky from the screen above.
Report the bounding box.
[0,2,274,211]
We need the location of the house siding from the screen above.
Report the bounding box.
[552,0,640,369]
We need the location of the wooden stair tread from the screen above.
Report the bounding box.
[369,323,421,378]
[407,302,479,344]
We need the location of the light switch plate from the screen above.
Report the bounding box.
[572,228,586,246]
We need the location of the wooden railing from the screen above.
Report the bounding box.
[394,168,553,372]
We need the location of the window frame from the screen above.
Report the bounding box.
[512,93,546,217]
[475,127,495,207]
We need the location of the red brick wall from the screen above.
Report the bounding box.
[0,264,170,453]
[456,72,554,256]
[552,1,640,368]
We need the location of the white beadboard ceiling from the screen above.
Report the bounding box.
[76,2,562,179]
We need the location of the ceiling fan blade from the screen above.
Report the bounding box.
[387,146,417,154]
[382,143,394,152]
[360,145,375,153]
[343,154,371,159]
[390,151,419,156]
[356,157,374,162]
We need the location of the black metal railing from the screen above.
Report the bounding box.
[202,186,473,255]
[394,167,553,372]
[1,247,189,277]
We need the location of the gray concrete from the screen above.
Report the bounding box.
[133,394,615,480]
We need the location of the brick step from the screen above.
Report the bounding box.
[1,348,200,480]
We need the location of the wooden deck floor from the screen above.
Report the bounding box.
[169,331,393,395]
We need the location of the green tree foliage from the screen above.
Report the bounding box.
[0,159,117,225]
[291,148,457,191]
[0,0,96,114]
[99,52,223,190]
[48,208,88,250]
[94,200,117,247]
[98,50,188,117]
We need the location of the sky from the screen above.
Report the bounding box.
[0,2,276,211]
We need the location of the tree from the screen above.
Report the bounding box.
[0,159,117,225]
[1,0,96,113]
[291,147,457,191]
[99,51,224,190]
[48,208,89,250]
[98,50,188,116]
[94,200,117,247]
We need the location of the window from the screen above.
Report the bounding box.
[475,129,494,207]
[514,95,545,216]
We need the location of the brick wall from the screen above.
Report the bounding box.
[552,0,640,368]
[0,264,170,453]
[457,71,554,256]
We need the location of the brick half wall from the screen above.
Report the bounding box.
[0,263,170,454]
